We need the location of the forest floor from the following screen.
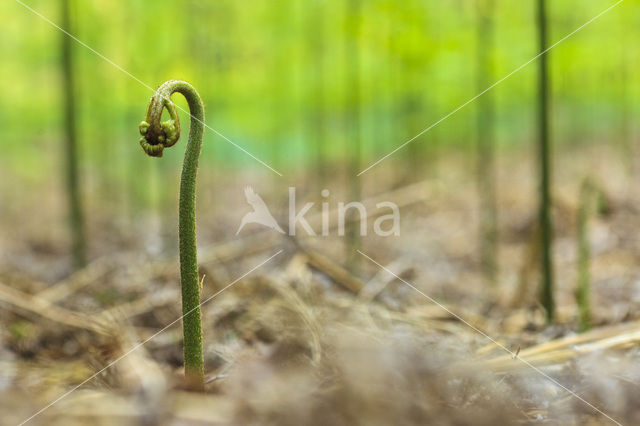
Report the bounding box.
[1,144,640,425]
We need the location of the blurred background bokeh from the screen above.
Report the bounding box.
[3,0,639,287]
[3,1,636,182]
[4,1,640,423]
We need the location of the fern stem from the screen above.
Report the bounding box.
[576,178,608,332]
[61,0,87,269]
[576,180,592,332]
[139,80,205,390]
[537,0,554,322]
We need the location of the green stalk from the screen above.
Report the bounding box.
[476,0,498,286]
[345,0,362,273]
[576,180,592,332]
[537,0,554,322]
[61,0,87,269]
[576,179,609,332]
[309,0,326,189]
[139,80,205,390]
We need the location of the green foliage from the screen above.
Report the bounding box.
[2,0,637,180]
[10,321,34,341]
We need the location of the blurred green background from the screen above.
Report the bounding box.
[0,0,638,323]
[2,0,636,177]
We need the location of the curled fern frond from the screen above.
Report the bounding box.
[139,80,205,390]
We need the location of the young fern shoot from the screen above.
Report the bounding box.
[576,178,609,332]
[61,0,87,269]
[536,0,554,322]
[139,80,205,390]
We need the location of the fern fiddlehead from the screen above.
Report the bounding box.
[139,80,205,390]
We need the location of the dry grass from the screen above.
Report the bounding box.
[2,146,640,425]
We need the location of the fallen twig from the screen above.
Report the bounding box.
[0,281,110,335]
